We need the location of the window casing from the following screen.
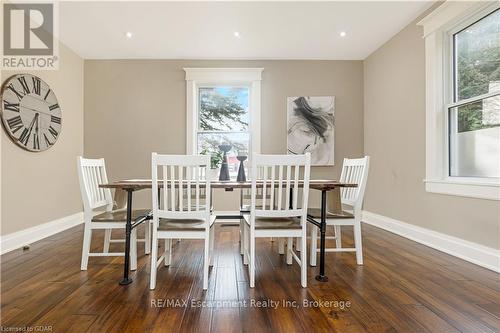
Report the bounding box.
[184,68,263,167]
[419,2,500,200]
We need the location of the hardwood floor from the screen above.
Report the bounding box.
[1,223,499,333]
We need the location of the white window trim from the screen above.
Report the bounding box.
[418,1,500,201]
[184,68,263,155]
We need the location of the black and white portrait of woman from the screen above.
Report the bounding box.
[287,96,335,165]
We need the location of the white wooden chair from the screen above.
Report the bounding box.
[239,169,278,255]
[150,153,215,290]
[243,153,311,288]
[77,157,151,270]
[309,156,370,266]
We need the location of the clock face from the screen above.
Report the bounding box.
[1,74,61,152]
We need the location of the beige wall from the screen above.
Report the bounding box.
[1,44,84,235]
[363,16,500,249]
[84,60,364,209]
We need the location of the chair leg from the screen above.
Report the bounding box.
[103,229,111,253]
[354,220,363,265]
[164,239,172,266]
[334,225,342,248]
[286,237,293,265]
[203,232,210,290]
[81,222,92,270]
[278,238,285,255]
[209,226,215,266]
[310,225,317,267]
[239,219,244,255]
[130,228,138,271]
[296,237,302,252]
[144,221,151,255]
[249,230,255,288]
[243,224,249,265]
[149,230,158,289]
[301,233,307,288]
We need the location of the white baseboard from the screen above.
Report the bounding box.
[0,212,84,255]
[362,211,500,273]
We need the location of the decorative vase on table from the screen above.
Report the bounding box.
[218,144,232,181]
[236,155,247,182]
[209,168,220,181]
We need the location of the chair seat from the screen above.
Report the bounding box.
[307,208,354,219]
[92,209,151,222]
[243,215,301,229]
[158,216,216,231]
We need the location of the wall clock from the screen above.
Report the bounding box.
[1,74,61,152]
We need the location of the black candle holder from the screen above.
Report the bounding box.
[218,144,232,181]
[236,155,247,182]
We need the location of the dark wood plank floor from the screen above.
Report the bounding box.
[1,223,499,333]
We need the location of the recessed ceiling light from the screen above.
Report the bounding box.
[339,31,347,38]
[125,32,133,38]
[233,31,241,38]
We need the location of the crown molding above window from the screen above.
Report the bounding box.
[417,1,486,37]
[184,68,263,82]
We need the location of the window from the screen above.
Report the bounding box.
[419,2,500,200]
[184,68,263,174]
[197,86,250,175]
[449,9,500,178]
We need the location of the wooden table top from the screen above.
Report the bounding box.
[100,179,357,191]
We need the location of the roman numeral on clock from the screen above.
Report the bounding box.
[44,89,51,101]
[49,103,59,111]
[32,77,41,95]
[48,125,58,139]
[19,128,30,145]
[7,116,23,133]
[3,100,19,112]
[18,76,30,95]
[43,133,53,147]
[51,115,61,124]
[7,83,24,100]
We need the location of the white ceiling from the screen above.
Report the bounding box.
[59,1,434,60]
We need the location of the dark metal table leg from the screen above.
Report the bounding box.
[315,190,329,282]
[119,189,134,285]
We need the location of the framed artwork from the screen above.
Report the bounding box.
[287,96,335,165]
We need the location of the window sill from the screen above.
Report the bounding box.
[424,178,500,201]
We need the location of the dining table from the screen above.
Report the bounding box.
[99,179,357,286]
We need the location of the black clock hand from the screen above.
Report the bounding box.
[25,113,39,143]
[18,114,36,144]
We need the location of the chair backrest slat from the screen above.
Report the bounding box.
[338,157,370,211]
[277,165,283,210]
[293,164,299,210]
[251,153,311,220]
[77,157,113,212]
[152,154,211,222]
[285,165,291,209]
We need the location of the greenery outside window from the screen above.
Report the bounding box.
[448,8,500,178]
[197,86,250,175]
